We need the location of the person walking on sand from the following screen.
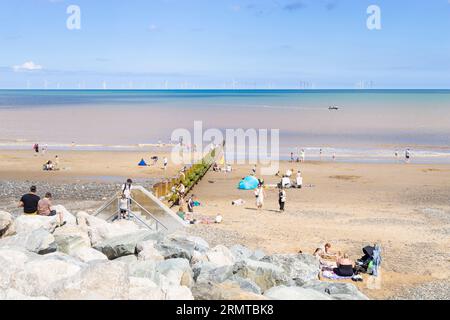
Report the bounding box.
[19,186,40,215]
[163,157,168,170]
[33,143,39,155]
[278,186,286,212]
[54,155,60,170]
[290,152,294,162]
[255,184,265,210]
[405,149,411,163]
[252,164,257,175]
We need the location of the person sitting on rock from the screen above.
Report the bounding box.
[38,192,65,226]
[19,186,40,215]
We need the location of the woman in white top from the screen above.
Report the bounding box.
[255,185,265,210]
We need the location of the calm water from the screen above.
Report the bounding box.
[1,89,450,163]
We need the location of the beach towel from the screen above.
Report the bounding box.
[322,270,353,280]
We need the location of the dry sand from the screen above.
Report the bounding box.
[1,149,449,299]
[0,150,178,182]
[188,161,450,299]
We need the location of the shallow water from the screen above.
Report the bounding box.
[1,89,449,163]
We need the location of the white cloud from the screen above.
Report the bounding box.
[13,61,43,72]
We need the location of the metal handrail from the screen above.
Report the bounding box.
[101,204,158,231]
[128,208,159,231]
[130,197,168,231]
[93,192,120,216]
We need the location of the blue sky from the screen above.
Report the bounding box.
[0,0,449,89]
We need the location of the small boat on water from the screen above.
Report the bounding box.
[328,106,340,110]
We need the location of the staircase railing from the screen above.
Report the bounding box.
[129,197,168,232]
[93,193,168,232]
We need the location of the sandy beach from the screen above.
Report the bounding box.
[187,161,450,299]
[1,149,449,299]
[0,149,178,182]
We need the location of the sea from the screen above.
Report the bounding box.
[1,89,450,163]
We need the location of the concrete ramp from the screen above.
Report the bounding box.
[130,185,187,234]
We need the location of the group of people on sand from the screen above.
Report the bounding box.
[311,242,381,280]
[18,185,65,226]
[252,178,287,213]
[43,155,60,171]
[212,162,232,173]
[276,168,303,189]
[176,193,223,225]
[290,149,306,163]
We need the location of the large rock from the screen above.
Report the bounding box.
[71,247,108,263]
[77,212,143,246]
[155,237,198,261]
[3,289,49,300]
[156,258,194,287]
[164,285,194,300]
[206,245,235,267]
[94,230,161,259]
[0,211,14,238]
[52,205,77,225]
[129,277,164,300]
[0,228,57,254]
[11,253,85,297]
[233,259,292,292]
[302,280,369,300]
[250,249,267,261]
[261,254,320,285]
[50,261,129,300]
[196,264,235,284]
[53,225,91,255]
[192,281,267,300]
[229,275,262,295]
[230,244,253,261]
[14,215,58,234]
[0,248,39,290]
[264,285,332,300]
[128,260,170,288]
[137,240,164,261]
[115,255,138,263]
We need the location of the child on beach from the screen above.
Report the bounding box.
[278,187,286,212]
[119,194,129,219]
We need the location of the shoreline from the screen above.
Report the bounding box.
[1,145,450,165]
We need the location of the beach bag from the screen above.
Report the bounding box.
[367,260,374,274]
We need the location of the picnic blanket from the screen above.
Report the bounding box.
[322,270,353,280]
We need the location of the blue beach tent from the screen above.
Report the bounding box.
[238,176,259,190]
[138,158,147,166]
